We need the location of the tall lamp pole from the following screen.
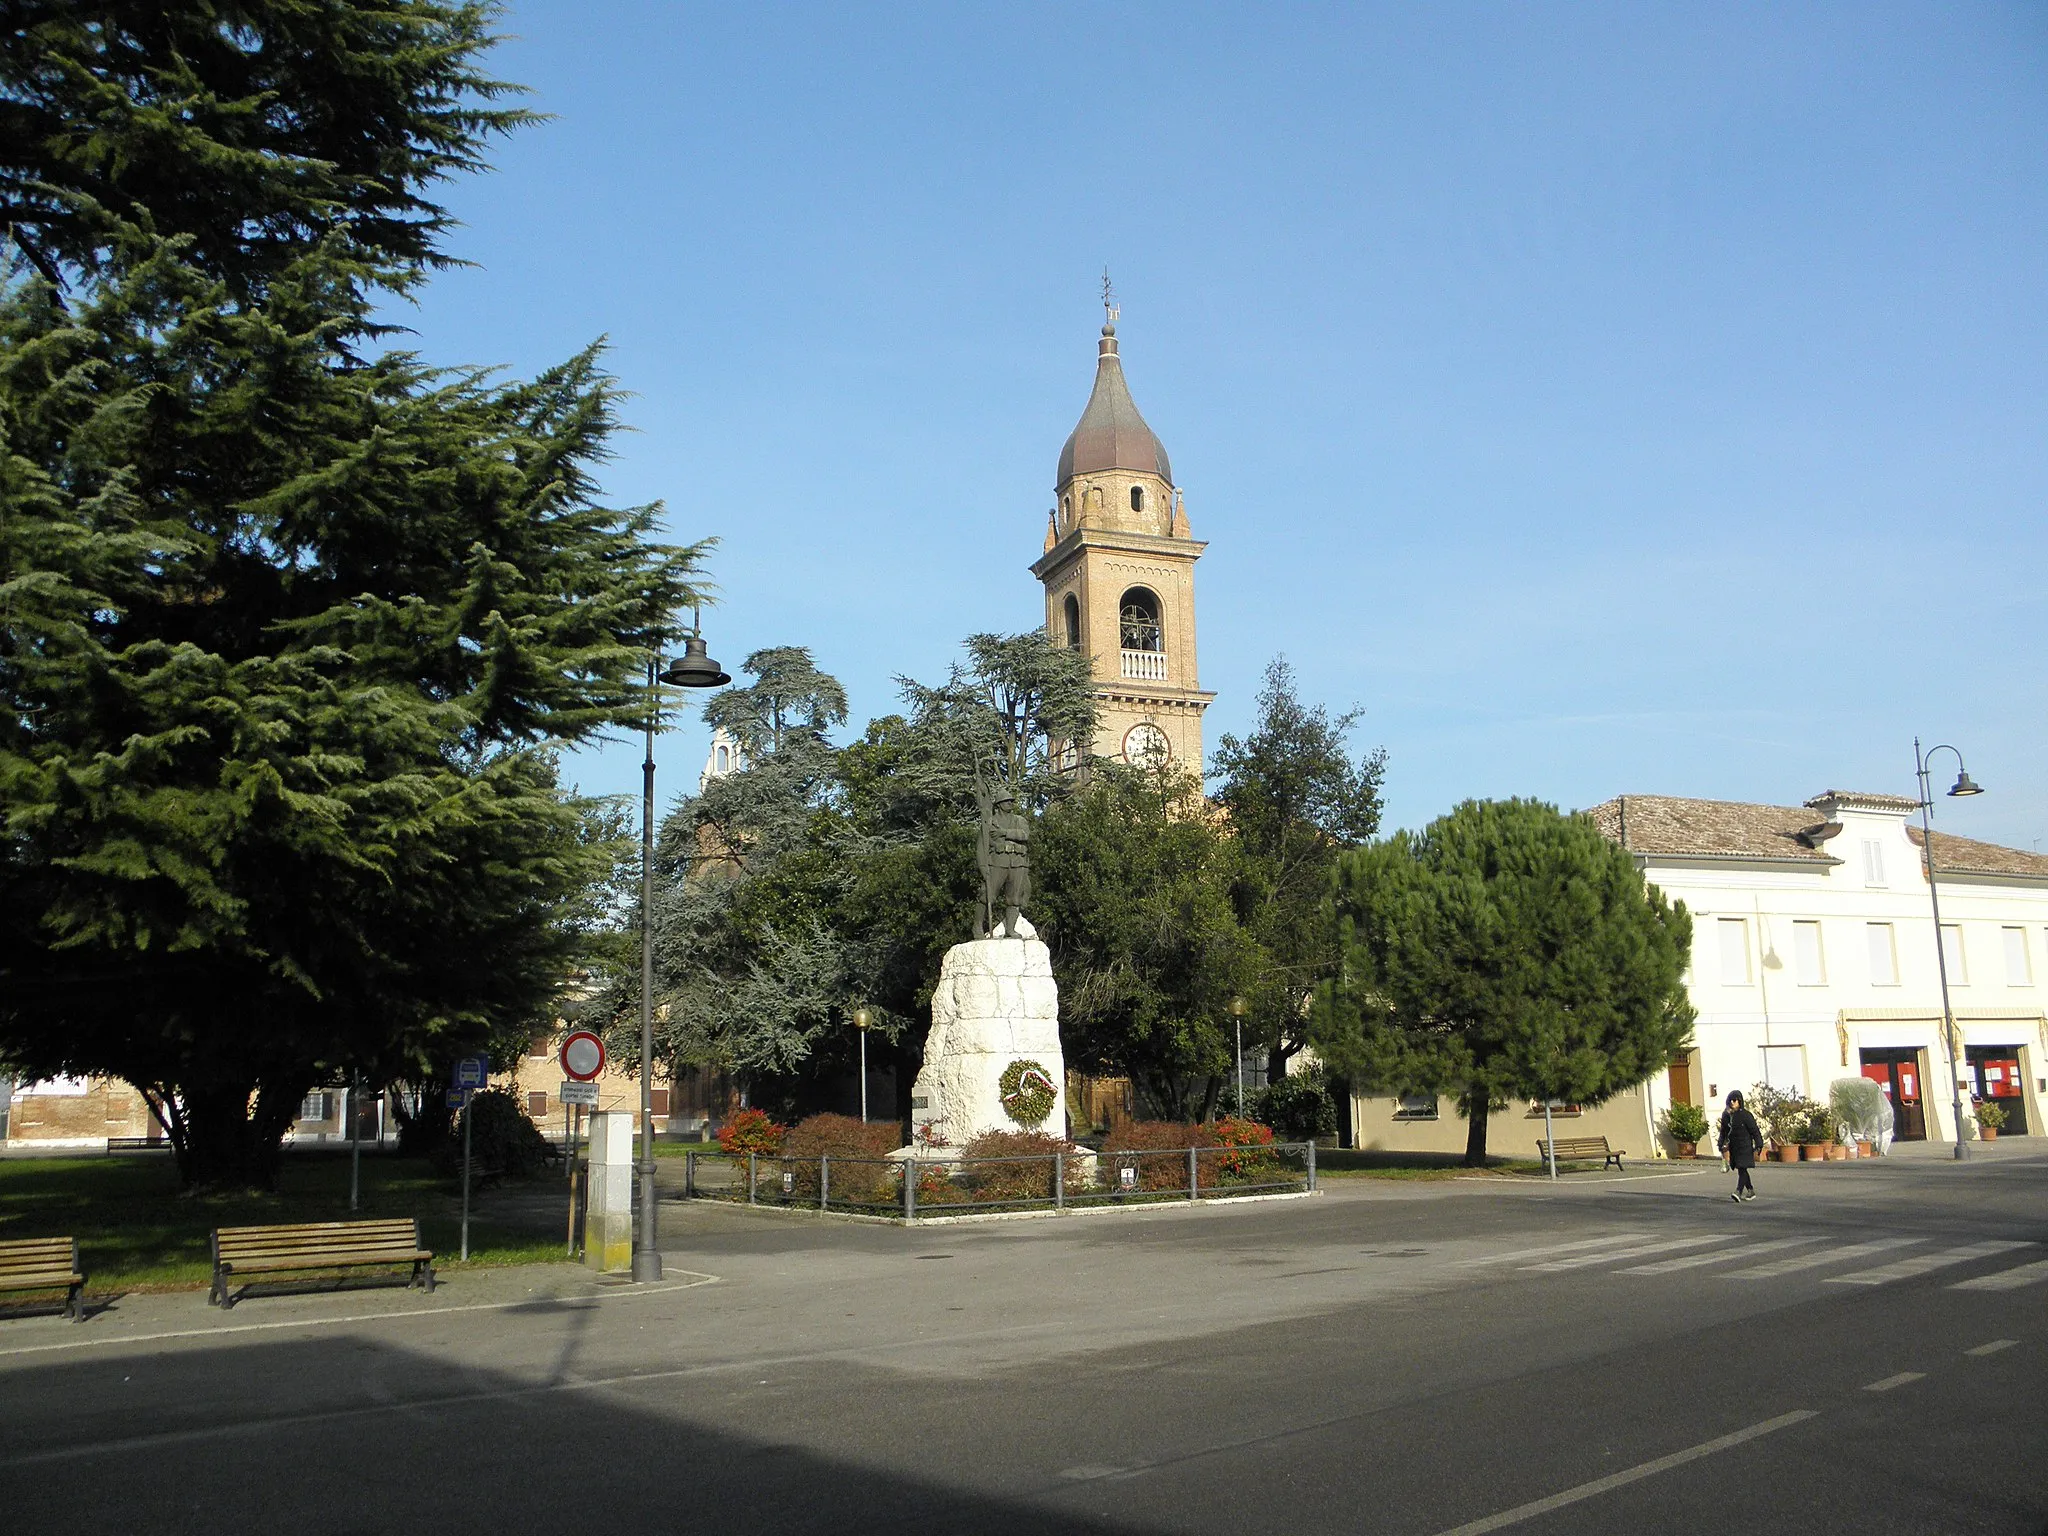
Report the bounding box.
[1914,738,1984,1163]
[1228,996,1248,1114]
[852,1007,872,1122]
[634,616,729,1283]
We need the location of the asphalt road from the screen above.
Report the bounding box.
[2,1144,2043,1535]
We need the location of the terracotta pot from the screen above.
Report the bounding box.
[1773,1146,1799,1163]
[1980,1127,1999,1141]
[1827,1143,1849,1161]
[1676,1141,1697,1159]
[1799,1144,1822,1160]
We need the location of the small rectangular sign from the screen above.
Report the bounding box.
[559,1081,599,1106]
[445,1088,472,1109]
[454,1055,489,1089]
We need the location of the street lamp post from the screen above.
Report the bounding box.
[633,618,729,1283]
[1913,738,1984,1163]
[852,1007,873,1122]
[1228,996,1248,1114]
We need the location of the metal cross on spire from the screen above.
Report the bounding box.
[1101,267,1119,330]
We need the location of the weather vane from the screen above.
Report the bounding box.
[1101,267,1118,329]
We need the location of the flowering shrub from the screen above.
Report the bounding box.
[779,1113,902,1203]
[962,1129,1083,1202]
[1207,1115,1277,1180]
[716,1107,786,1160]
[1100,1120,1218,1192]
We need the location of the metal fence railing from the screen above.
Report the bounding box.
[681,1142,1317,1220]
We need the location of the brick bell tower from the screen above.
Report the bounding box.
[1029,298,1214,771]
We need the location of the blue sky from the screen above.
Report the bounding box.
[398,2,2048,850]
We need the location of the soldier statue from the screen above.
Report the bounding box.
[974,758,1032,939]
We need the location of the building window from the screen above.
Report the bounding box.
[527,1034,551,1058]
[1061,495,1070,519]
[1118,587,1163,652]
[651,1089,670,1117]
[1063,592,1080,649]
[2004,927,2034,986]
[1793,920,1826,986]
[1940,924,1968,985]
[527,1091,549,1117]
[1867,922,1898,985]
[715,744,730,773]
[299,1092,332,1122]
[1394,1093,1438,1120]
[1759,1045,1806,1095]
[1527,1101,1583,1118]
[1129,485,1144,512]
[1862,840,1887,887]
[1717,918,1750,985]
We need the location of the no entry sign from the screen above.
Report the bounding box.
[559,1030,606,1082]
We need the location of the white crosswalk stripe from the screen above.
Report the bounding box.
[1827,1241,2036,1287]
[1524,1235,1720,1272]
[1722,1237,1922,1279]
[1951,1257,2048,1292]
[1618,1237,1821,1275]
[1456,1233,1647,1267]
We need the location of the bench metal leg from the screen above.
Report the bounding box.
[70,1283,85,1323]
[419,1263,435,1294]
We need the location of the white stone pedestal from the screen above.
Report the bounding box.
[910,919,1067,1147]
[583,1111,633,1273]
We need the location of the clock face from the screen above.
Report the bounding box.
[1123,722,1171,766]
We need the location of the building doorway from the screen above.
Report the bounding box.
[1859,1048,1927,1141]
[1666,1052,1698,1108]
[1965,1045,2029,1136]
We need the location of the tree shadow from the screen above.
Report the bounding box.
[0,1333,1145,1535]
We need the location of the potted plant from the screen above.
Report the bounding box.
[1661,1101,1710,1158]
[1976,1101,2007,1141]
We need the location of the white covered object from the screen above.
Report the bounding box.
[911,919,1067,1147]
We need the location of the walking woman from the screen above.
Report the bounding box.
[1720,1090,1763,1202]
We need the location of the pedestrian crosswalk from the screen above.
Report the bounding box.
[1454,1230,2041,1290]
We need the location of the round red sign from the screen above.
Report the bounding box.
[559,1030,606,1082]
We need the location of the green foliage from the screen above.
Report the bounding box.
[1746,1083,1809,1148]
[437,1088,553,1180]
[0,0,531,300]
[894,629,1098,807]
[1660,1100,1711,1144]
[1035,763,1264,1119]
[1975,1100,2007,1133]
[1316,798,1695,1166]
[777,1113,899,1203]
[1211,659,1385,1074]
[1252,1065,1339,1142]
[0,9,706,1190]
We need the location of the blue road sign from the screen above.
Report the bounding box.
[453,1055,489,1089]
[446,1088,472,1109]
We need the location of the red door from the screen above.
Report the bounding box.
[1861,1053,1927,1141]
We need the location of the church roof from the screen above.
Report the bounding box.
[1057,323,1172,486]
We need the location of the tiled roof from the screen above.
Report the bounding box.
[1909,827,2048,880]
[1585,796,1835,863]
[1586,794,2048,881]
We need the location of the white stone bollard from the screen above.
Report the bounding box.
[584,1111,634,1273]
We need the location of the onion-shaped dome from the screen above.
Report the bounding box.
[1056,322,1172,486]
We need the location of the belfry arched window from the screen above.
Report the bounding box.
[1063,592,1081,649]
[1129,485,1144,513]
[1118,587,1163,652]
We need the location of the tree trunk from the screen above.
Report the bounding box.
[174,1077,309,1191]
[1462,1094,1490,1168]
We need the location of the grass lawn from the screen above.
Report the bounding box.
[0,1151,563,1295]
[1312,1148,1549,1179]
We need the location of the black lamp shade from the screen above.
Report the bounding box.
[660,633,730,689]
[1948,770,1984,797]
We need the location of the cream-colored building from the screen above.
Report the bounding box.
[1030,306,1214,771]
[1346,788,2048,1159]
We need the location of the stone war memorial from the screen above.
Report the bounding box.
[907,763,1068,1148]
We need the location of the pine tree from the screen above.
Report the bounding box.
[1315,799,1695,1166]
[0,4,705,1187]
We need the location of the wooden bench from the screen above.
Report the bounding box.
[105,1136,172,1154]
[210,1219,434,1309]
[1536,1135,1626,1171]
[0,1237,86,1321]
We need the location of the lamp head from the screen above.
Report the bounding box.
[852,1006,871,1031]
[1948,769,1984,798]
[1228,995,1247,1019]
[660,632,730,689]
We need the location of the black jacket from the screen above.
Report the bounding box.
[1719,1107,1764,1168]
